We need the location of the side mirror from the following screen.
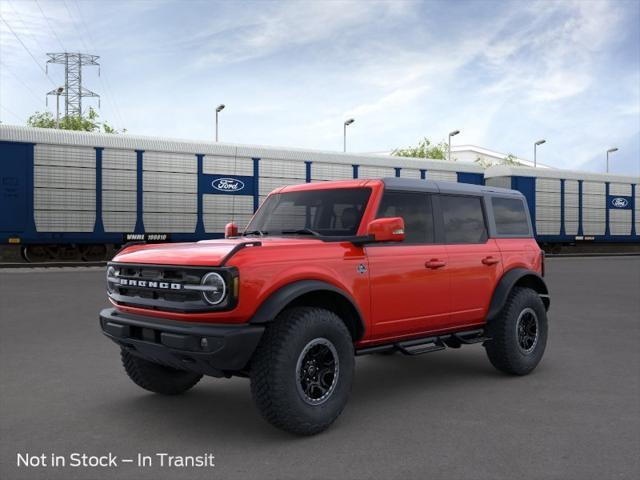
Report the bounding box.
[366,217,405,243]
[225,222,239,238]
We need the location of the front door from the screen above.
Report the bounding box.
[367,190,451,341]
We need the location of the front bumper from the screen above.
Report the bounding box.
[99,308,264,377]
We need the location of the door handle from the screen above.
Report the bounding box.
[425,259,446,269]
[482,256,500,266]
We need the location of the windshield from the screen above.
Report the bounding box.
[245,188,371,237]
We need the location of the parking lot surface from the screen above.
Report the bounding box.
[1,257,639,480]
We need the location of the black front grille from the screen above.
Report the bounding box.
[107,263,237,313]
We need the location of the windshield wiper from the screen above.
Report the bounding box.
[243,230,268,237]
[281,228,322,237]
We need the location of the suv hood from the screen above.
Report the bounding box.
[112,237,324,267]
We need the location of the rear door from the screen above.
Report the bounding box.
[367,190,450,340]
[439,194,503,326]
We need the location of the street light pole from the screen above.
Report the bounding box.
[343,118,355,152]
[448,130,460,161]
[534,139,546,168]
[55,87,64,129]
[606,148,618,173]
[215,104,225,142]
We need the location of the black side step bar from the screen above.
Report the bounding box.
[355,328,489,357]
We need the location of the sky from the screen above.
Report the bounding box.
[0,0,639,175]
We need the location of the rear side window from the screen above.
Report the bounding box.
[377,191,434,243]
[441,195,487,244]
[492,197,530,236]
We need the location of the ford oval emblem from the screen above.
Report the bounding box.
[611,197,629,208]
[212,178,245,192]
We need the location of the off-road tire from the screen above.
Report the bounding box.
[250,307,355,435]
[120,349,202,395]
[485,287,548,375]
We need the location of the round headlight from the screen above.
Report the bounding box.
[106,266,117,294]
[201,272,226,305]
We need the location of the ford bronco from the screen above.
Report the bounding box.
[100,178,550,435]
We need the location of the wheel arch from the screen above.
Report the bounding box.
[486,268,550,322]
[250,280,366,341]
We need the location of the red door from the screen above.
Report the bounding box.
[439,195,503,327]
[366,190,451,341]
[367,244,450,341]
[445,240,502,326]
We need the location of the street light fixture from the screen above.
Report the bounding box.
[606,148,618,173]
[534,139,546,168]
[215,104,225,142]
[343,118,355,152]
[55,87,64,129]
[448,130,460,162]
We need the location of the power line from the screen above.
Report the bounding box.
[0,104,23,123]
[34,0,67,52]
[6,0,49,56]
[0,14,57,87]
[62,0,90,52]
[0,60,44,105]
[71,0,126,128]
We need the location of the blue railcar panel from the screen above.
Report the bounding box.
[135,150,144,234]
[457,172,484,185]
[632,184,636,236]
[305,161,312,183]
[605,182,610,236]
[0,142,31,235]
[252,158,260,212]
[510,176,536,236]
[560,179,565,236]
[578,180,583,236]
[94,147,104,234]
[196,154,205,235]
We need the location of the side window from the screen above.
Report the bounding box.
[491,197,530,236]
[441,195,487,244]
[377,191,434,243]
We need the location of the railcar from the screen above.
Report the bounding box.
[484,165,639,252]
[0,125,484,261]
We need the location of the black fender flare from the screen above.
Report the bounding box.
[250,280,366,339]
[486,268,550,322]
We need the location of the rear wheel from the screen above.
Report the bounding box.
[484,287,548,375]
[120,349,202,395]
[250,307,354,435]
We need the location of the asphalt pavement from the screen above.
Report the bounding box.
[1,257,639,480]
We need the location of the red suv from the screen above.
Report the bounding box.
[100,178,550,435]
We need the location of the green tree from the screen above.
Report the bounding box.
[474,153,523,168]
[391,137,451,160]
[27,107,125,134]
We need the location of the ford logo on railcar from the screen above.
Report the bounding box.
[212,178,245,192]
[611,197,629,208]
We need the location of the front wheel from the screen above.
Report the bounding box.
[484,287,548,375]
[250,307,354,435]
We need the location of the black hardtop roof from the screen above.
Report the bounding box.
[381,177,523,198]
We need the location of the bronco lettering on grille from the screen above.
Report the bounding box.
[118,278,182,290]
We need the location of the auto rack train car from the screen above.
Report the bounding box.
[0,125,485,261]
[484,165,639,252]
